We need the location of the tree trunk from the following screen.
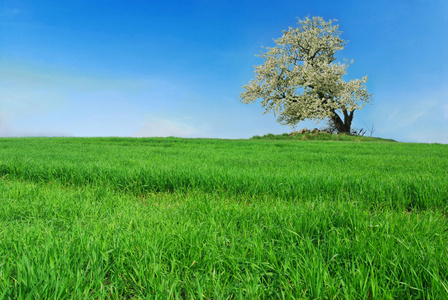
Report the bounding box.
[330,110,353,134]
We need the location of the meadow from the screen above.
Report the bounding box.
[0,136,447,299]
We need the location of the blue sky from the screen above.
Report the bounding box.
[1,0,447,143]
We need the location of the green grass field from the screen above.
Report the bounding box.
[0,136,447,299]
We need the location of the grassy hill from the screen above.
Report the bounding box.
[251,132,397,142]
[0,137,446,298]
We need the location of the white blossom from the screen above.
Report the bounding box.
[240,16,373,133]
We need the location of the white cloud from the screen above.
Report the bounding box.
[408,130,448,144]
[368,90,448,143]
[0,114,14,137]
[0,114,71,137]
[386,102,433,129]
[0,8,20,16]
[132,116,199,138]
[443,105,448,119]
[0,66,69,115]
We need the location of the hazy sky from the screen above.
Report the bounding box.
[1,0,447,143]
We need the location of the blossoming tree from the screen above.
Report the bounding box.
[240,16,373,134]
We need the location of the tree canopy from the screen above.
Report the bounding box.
[240,16,373,134]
